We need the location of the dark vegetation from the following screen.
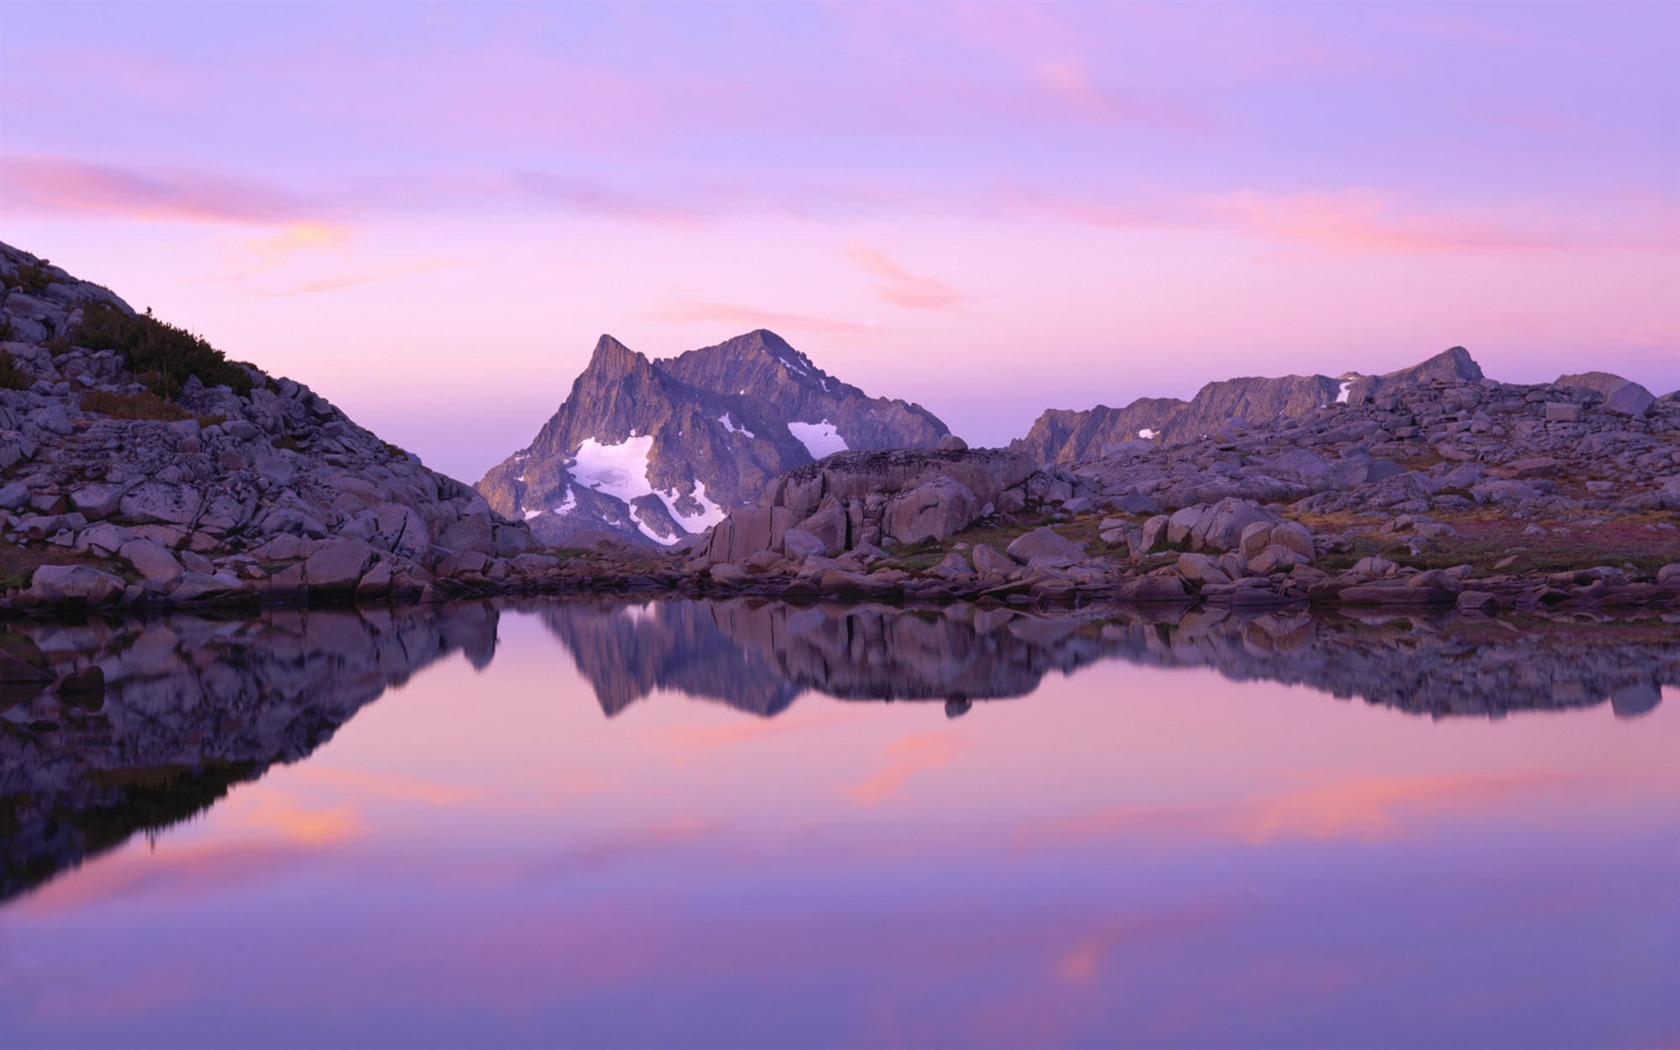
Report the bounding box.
[0,350,33,392]
[79,388,224,426]
[2,263,52,296]
[71,301,253,399]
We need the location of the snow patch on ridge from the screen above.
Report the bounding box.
[718,412,755,439]
[1138,428,1157,440]
[1336,380,1352,404]
[789,420,848,459]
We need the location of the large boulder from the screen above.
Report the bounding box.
[794,502,848,555]
[120,538,183,582]
[29,564,124,605]
[1006,527,1083,564]
[706,505,796,564]
[885,476,980,545]
[1187,499,1278,553]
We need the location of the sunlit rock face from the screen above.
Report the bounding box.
[476,330,951,549]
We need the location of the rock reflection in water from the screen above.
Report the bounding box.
[0,604,498,902]
[543,599,1677,722]
[1,599,1673,905]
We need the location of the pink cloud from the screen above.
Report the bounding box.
[2,155,318,224]
[844,244,967,311]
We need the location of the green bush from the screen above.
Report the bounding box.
[72,301,252,399]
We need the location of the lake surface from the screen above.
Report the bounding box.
[2,600,1676,1050]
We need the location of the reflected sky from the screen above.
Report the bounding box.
[1,604,1676,1050]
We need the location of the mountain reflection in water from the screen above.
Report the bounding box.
[1,599,1673,907]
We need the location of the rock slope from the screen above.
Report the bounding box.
[0,242,530,609]
[477,329,952,549]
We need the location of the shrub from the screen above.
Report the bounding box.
[11,264,51,296]
[0,317,13,341]
[80,388,198,423]
[72,301,253,399]
[0,350,33,391]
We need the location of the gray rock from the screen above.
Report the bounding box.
[304,537,375,592]
[69,482,129,519]
[120,482,202,526]
[971,543,1016,578]
[885,476,980,545]
[1006,527,1083,564]
[121,538,183,582]
[1176,552,1230,586]
[795,503,848,555]
[30,564,123,605]
[168,572,248,603]
[1544,403,1582,423]
[780,527,827,559]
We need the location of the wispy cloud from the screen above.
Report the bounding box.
[2,155,318,224]
[844,245,967,311]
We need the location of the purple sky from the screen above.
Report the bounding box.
[3,1,1676,481]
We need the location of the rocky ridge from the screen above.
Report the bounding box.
[1015,347,1486,464]
[0,242,533,610]
[477,329,952,549]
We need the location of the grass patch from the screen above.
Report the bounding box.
[72,301,253,399]
[79,388,225,426]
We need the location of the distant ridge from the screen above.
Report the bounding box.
[1014,346,1486,465]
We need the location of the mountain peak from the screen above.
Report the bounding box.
[585,334,653,380]
[1382,345,1483,384]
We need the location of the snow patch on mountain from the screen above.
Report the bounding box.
[789,420,848,459]
[718,412,755,439]
[571,436,658,504]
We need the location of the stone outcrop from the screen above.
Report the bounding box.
[704,448,1034,565]
[477,329,952,549]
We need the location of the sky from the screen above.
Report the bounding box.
[2,1,1677,482]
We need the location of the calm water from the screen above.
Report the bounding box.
[1,600,1676,1050]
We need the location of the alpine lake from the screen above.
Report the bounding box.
[1,598,1675,1050]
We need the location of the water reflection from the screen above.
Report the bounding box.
[0,605,496,902]
[1,599,1674,905]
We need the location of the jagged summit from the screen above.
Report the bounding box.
[1015,346,1492,465]
[478,330,953,548]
